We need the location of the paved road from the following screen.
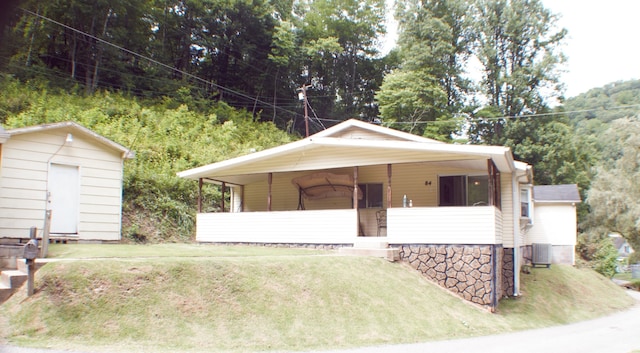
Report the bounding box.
[2,291,639,353]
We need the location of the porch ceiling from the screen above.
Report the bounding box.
[178,136,516,185]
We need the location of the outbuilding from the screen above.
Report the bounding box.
[527,184,581,265]
[0,121,133,243]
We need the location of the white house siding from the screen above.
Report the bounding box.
[0,130,124,241]
[196,209,358,243]
[386,206,502,244]
[330,127,407,141]
[526,202,577,265]
[500,172,515,248]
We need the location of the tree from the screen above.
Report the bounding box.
[377,0,473,139]
[295,0,387,132]
[584,116,640,252]
[470,0,566,144]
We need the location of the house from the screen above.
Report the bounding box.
[611,235,634,259]
[526,184,581,265]
[178,119,535,309]
[0,121,133,243]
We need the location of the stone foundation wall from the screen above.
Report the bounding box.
[206,242,348,250]
[502,248,514,297]
[396,244,500,308]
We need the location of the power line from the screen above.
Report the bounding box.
[19,8,300,118]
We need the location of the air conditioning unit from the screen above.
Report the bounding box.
[532,243,552,268]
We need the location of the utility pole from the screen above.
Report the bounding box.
[298,84,311,137]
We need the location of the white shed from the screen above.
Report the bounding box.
[527,184,581,265]
[0,122,133,242]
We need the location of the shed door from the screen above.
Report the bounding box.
[49,164,80,234]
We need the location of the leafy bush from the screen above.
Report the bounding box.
[629,251,640,265]
[577,232,619,278]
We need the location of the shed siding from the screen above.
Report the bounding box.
[527,203,577,246]
[0,130,124,241]
[196,209,358,243]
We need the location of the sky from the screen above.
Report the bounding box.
[381,0,640,99]
[543,0,640,98]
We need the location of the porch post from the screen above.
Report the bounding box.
[197,178,203,213]
[487,159,494,207]
[267,173,272,211]
[220,182,226,212]
[240,185,245,212]
[387,164,392,208]
[353,167,359,209]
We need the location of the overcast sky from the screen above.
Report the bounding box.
[381,0,640,99]
[544,0,640,97]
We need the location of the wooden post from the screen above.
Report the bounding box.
[27,227,37,296]
[197,178,203,213]
[220,182,226,212]
[41,210,51,258]
[267,173,272,211]
[387,164,392,209]
[353,167,359,209]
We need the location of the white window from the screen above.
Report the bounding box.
[520,188,531,217]
[439,175,489,207]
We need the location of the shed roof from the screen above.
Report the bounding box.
[533,184,581,203]
[178,119,527,185]
[6,121,134,159]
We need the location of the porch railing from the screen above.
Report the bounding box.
[196,209,358,244]
[387,206,503,245]
[195,206,503,246]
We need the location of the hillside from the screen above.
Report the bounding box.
[0,76,296,242]
[564,79,640,124]
[0,244,634,352]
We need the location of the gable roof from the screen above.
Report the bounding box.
[5,121,134,159]
[533,184,581,203]
[178,119,526,185]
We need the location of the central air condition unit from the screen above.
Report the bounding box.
[532,243,552,268]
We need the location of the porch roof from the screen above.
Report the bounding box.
[178,119,520,185]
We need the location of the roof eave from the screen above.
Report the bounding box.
[7,121,133,159]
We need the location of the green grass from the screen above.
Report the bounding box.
[1,245,635,352]
[613,272,633,281]
[45,243,324,259]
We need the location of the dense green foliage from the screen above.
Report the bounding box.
[0,75,294,242]
[1,0,390,136]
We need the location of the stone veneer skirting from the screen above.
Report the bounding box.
[502,248,514,297]
[395,244,505,308]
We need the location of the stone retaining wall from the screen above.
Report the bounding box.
[396,244,502,308]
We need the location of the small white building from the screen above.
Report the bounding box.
[527,184,581,265]
[0,122,133,243]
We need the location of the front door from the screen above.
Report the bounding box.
[49,164,80,235]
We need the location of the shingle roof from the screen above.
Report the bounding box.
[533,184,581,203]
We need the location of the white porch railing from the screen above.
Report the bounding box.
[196,209,359,244]
[196,206,504,246]
[387,206,503,245]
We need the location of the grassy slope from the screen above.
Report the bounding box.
[0,245,635,353]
